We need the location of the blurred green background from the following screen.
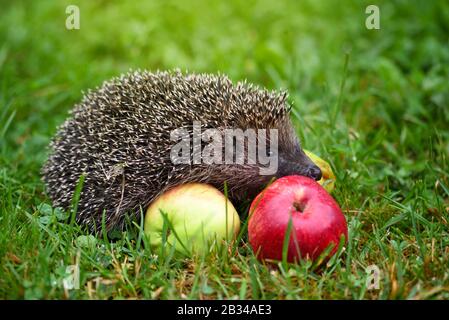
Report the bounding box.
[0,0,448,299]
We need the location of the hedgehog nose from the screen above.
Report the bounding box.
[307,165,322,181]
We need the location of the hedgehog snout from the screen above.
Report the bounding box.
[305,164,322,181]
[276,154,322,181]
[301,151,322,181]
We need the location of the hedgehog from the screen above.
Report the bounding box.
[42,70,322,232]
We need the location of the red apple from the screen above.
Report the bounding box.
[248,175,347,262]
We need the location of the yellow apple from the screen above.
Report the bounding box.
[304,149,336,193]
[144,183,240,256]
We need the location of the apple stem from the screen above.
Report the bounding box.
[293,202,306,213]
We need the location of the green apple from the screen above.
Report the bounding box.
[144,183,240,256]
[304,149,336,193]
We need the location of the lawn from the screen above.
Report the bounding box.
[0,0,448,299]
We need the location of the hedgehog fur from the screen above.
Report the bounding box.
[42,70,321,232]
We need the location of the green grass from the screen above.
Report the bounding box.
[1,0,448,299]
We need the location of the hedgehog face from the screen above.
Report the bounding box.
[266,118,322,181]
[276,147,322,181]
